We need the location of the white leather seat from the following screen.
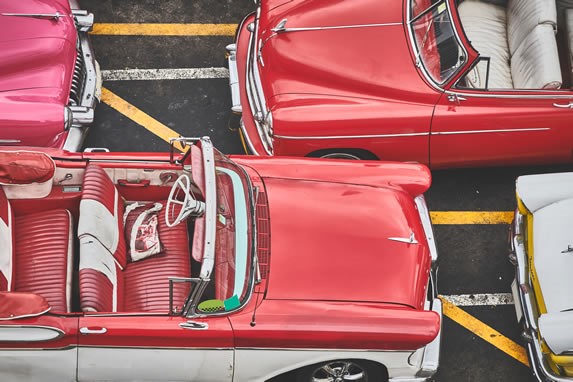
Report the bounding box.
[458,0,562,89]
[566,9,573,79]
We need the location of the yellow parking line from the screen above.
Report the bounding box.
[91,23,236,36]
[431,211,513,225]
[100,87,186,152]
[440,297,529,366]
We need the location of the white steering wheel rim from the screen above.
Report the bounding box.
[165,174,192,227]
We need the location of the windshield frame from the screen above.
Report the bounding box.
[182,138,258,317]
[407,0,468,88]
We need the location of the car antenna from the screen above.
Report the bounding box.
[250,286,262,327]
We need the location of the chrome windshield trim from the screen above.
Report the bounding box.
[274,132,429,140]
[431,128,550,135]
[406,0,467,90]
[199,137,217,279]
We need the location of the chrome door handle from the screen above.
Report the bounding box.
[447,94,467,103]
[553,103,573,108]
[80,327,107,335]
[179,321,209,330]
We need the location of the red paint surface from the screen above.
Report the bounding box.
[0,0,77,148]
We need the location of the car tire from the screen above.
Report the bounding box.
[295,359,383,382]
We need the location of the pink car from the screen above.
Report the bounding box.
[0,0,100,151]
[0,137,440,382]
[228,0,573,169]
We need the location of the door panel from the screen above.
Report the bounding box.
[0,315,78,381]
[78,315,234,382]
[430,91,573,168]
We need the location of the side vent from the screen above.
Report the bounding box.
[256,190,270,279]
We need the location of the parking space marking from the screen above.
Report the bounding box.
[91,23,236,36]
[102,68,229,81]
[440,297,529,367]
[441,293,513,306]
[100,87,186,151]
[431,211,513,224]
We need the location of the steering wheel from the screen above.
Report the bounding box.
[165,174,205,227]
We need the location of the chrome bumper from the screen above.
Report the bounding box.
[63,8,102,152]
[226,43,242,114]
[389,298,442,382]
[510,211,572,382]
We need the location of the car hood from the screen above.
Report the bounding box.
[0,1,76,101]
[256,0,425,102]
[262,176,431,309]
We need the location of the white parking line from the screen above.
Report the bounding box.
[101,67,229,81]
[441,293,513,306]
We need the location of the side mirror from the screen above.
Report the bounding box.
[0,292,50,320]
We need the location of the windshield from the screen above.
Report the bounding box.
[189,141,254,314]
[410,0,465,85]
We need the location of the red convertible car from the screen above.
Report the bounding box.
[0,137,440,381]
[0,0,100,151]
[228,0,573,169]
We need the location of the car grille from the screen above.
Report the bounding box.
[256,190,270,279]
[69,43,86,106]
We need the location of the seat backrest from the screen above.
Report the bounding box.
[507,0,557,55]
[0,187,13,291]
[78,164,126,312]
[511,23,563,89]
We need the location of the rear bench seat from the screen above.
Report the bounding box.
[0,187,73,313]
[566,9,573,80]
[458,0,562,89]
[78,164,191,313]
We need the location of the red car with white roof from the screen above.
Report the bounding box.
[228,0,573,168]
[0,137,440,382]
[0,0,100,151]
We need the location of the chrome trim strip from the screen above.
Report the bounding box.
[1,12,63,21]
[274,132,429,140]
[236,347,417,353]
[78,345,233,350]
[0,325,64,342]
[272,22,402,33]
[447,90,573,100]
[415,195,438,264]
[0,139,21,144]
[431,128,550,135]
[239,119,260,155]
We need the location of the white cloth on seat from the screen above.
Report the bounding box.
[457,0,513,88]
[511,24,563,88]
[507,0,557,55]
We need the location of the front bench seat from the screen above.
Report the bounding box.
[0,187,73,313]
[78,164,191,313]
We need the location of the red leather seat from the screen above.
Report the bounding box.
[0,187,73,313]
[79,164,191,313]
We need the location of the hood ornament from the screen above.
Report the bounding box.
[388,232,418,245]
[1,12,62,21]
[561,245,573,254]
[271,19,288,33]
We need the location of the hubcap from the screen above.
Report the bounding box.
[311,361,366,382]
[320,152,361,160]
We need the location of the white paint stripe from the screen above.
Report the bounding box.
[101,68,229,81]
[441,293,514,306]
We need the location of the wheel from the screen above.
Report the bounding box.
[295,360,382,382]
[165,174,205,227]
[320,152,361,160]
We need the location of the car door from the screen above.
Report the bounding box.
[0,309,78,381]
[78,314,234,382]
[430,89,573,168]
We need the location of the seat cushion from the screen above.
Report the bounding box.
[507,0,557,55]
[123,205,191,312]
[567,9,573,76]
[458,0,513,88]
[14,209,73,313]
[79,237,124,312]
[0,187,13,291]
[78,164,127,269]
[511,24,562,89]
